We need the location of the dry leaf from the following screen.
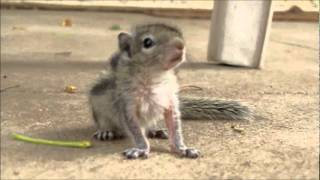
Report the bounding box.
[109,24,121,31]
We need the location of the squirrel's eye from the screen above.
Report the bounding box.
[143,37,154,49]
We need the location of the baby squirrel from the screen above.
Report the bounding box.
[89,23,251,159]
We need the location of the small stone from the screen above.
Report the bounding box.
[231,125,245,134]
[62,18,72,27]
[64,85,77,93]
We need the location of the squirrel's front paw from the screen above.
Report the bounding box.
[176,147,200,159]
[123,148,149,159]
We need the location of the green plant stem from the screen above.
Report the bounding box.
[12,133,92,148]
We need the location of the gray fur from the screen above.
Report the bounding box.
[110,53,121,70]
[118,32,132,57]
[133,23,183,38]
[89,23,250,159]
[90,77,116,96]
[180,97,251,120]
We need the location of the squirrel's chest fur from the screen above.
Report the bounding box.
[125,71,179,125]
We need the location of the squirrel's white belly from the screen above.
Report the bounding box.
[132,72,179,126]
[135,84,177,126]
[135,90,168,126]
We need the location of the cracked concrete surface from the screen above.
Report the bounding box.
[1,9,319,179]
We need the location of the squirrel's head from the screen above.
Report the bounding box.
[117,23,185,71]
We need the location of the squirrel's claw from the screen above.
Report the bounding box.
[93,130,123,141]
[123,148,149,159]
[178,147,200,159]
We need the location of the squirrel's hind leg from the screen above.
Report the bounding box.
[147,129,168,139]
[146,121,168,139]
[92,110,125,141]
[93,130,124,141]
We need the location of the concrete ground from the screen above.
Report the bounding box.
[1,9,319,179]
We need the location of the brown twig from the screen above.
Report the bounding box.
[179,85,204,93]
[0,85,20,93]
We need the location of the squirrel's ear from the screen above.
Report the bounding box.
[118,32,132,56]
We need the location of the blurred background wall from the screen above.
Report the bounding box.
[1,0,319,21]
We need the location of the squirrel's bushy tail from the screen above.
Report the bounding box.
[180,97,252,120]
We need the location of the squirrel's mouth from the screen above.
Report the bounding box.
[163,50,183,70]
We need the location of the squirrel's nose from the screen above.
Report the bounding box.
[172,39,184,50]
